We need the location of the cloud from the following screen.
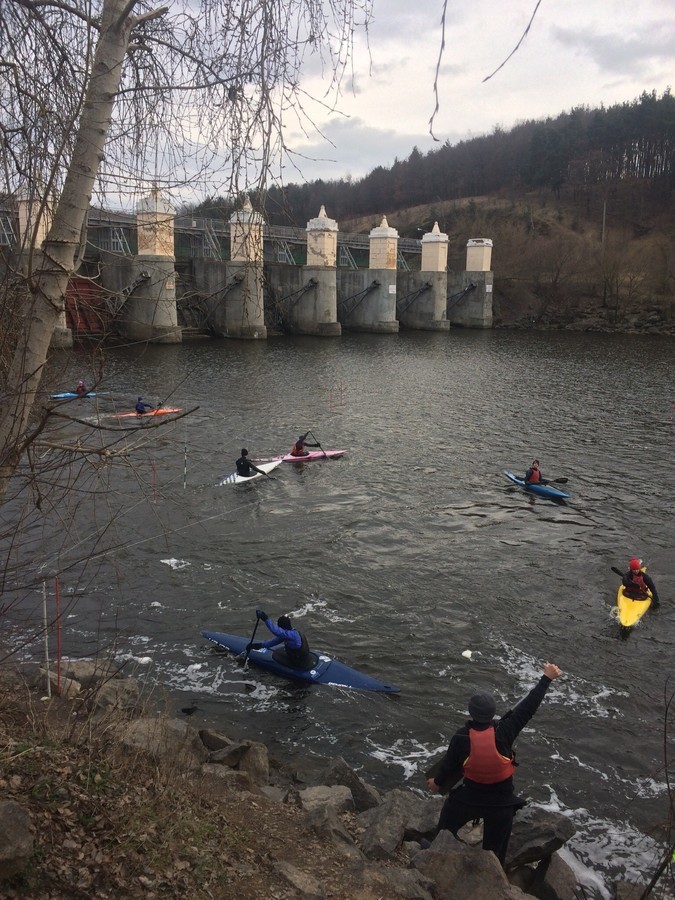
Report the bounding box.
[552,22,675,76]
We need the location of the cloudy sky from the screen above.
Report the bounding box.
[279,0,674,185]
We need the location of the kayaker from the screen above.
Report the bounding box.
[524,459,548,485]
[75,380,87,395]
[622,558,660,606]
[290,432,320,457]
[135,397,154,414]
[235,448,266,479]
[249,610,312,669]
[425,662,563,867]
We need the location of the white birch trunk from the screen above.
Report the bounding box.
[0,0,138,501]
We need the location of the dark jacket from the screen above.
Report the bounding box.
[622,570,659,602]
[236,455,262,477]
[432,675,554,807]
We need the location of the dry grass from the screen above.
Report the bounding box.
[0,665,391,899]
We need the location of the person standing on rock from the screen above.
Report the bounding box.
[425,662,563,867]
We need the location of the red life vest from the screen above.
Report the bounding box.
[626,571,648,597]
[527,467,541,483]
[463,726,516,784]
[290,443,306,456]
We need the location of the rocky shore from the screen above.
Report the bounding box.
[0,659,660,899]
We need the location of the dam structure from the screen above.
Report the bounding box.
[0,194,494,344]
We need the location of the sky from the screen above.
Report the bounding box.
[279,0,675,186]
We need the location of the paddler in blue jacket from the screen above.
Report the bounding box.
[135,397,154,414]
[248,610,312,669]
[425,662,562,867]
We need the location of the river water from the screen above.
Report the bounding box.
[4,329,674,895]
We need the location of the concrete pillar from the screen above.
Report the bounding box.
[466,238,493,272]
[17,187,72,348]
[369,216,398,269]
[230,196,263,263]
[124,189,181,343]
[220,198,266,339]
[306,205,338,267]
[448,271,494,328]
[285,206,341,336]
[421,222,449,272]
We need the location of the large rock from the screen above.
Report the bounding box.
[351,861,435,899]
[119,717,209,770]
[316,756,382,811]
[528,852,581,900]
[358,790,438,859]
[506,807,576,870]
[274,860,325,899]
[304,805,363,861]
[0,801,33,880]
[412,830,528,899]
[298,785,355,816]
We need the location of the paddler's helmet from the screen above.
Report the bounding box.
[629,557,641,572]
[241,448,248,456]
[77,380,84,385]
[278,614,292,630]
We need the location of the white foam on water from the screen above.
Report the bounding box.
[538,787,663,894]
[496,641,628,719]
[150,601,162,608]
[160,558,191,570]
[116,653,153,666]
[367,737,448,782]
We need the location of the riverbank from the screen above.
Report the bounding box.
[1,660,670,899]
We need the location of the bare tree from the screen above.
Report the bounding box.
[0,0,373,502]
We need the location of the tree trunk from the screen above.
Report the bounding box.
[0,0,137,501]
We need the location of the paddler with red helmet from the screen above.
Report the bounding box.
[622,558,660,606]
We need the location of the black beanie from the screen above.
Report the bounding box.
[468,692,497,723]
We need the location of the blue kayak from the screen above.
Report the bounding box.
[51,391,97,399]
[503,470,570,501]
[202,630,400,693]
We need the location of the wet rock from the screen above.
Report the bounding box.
[0,800,33,880]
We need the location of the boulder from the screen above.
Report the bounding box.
[274,859,325,899]
[412,830,528,899]
[119,717,209,770]
[506,807,576,869]
[316,756,381,811]
[358,789,437,859]
[0,800,33,880]
[298,785,355,816]
[304,805,363,861]
[528,852,581,900]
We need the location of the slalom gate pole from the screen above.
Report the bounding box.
[55,576,62,696]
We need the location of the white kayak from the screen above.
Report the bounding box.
[218,459,282,486]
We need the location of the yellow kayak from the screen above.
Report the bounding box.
[616,584,652,628]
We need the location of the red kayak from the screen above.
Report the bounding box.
[113,407,183,419]
[278,449,346,462]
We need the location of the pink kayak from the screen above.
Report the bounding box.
[278,449,346,462]
[113,407,183,419]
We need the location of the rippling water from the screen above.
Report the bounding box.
[5,329,674,894]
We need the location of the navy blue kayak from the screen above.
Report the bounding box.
[503,470,570,500]
[202,630,400,693]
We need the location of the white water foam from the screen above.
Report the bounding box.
[160,558,191,570]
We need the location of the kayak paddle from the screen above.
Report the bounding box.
[611,566,624,578]
[309,429,328,459]
[242,618,261,671]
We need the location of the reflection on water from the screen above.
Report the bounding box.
[4,329,674,891]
